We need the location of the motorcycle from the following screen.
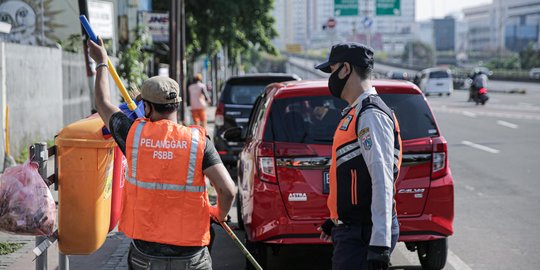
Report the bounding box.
[475,87,489,105]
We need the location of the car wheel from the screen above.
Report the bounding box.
[416,238,448,270]
[245,233,267,270]
[446,93,451,96]
[236,194,245,230]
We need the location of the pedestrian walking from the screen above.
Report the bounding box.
[189,73,211,127]
[315,43,402,270]
[88,38,236,270]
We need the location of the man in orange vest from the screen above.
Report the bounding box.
[315,43,402,270]
[88,38,236,270]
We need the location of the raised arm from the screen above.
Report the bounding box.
[87,37,120,130]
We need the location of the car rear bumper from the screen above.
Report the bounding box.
[398,172,454,242]
[243,172,454,245]
[243,181,330,245]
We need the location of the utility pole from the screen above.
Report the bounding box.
[169,0,186,123]
[78,0,95,111]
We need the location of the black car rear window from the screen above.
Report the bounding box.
[379,94,439,140]
[269,96,348,144]
[227,85,266,105]
[429,71,449,79]
[222,77,297,105]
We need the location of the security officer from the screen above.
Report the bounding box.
[316,43,402,270]
[88,38,236,270]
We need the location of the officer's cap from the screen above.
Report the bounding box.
[315,42,374,73]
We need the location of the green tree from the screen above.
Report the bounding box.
[188,0,278,64]
[486,53,520,70]
[402,41,435,68]
[118,27,152,91]
[153,0,278,69]
[519,42,540,70]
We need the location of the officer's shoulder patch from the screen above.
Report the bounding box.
[360,130,372,151]
[358,127,369,137]
[339,115,354,131]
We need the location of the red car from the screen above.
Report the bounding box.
[228,80,454,270]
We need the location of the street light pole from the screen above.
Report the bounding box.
[169,0,186,123]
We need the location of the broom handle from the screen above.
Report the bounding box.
[220,221,263,270]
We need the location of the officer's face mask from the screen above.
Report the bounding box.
[328,63,351,99]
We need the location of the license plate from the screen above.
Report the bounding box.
[322,171,330,194]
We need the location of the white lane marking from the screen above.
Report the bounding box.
[462,140,500,154]
[432,107,540,121]
[465,185,475,191]
[519,102,532,106]
[447,249,473,270]
[497,120,518,129]
[462,111,476,118]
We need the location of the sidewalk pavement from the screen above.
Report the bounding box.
[0,106,217,270]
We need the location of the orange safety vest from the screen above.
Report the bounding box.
[120,119,210,247]
[328,95,401,223]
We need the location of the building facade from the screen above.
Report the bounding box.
[433,16,455,51]
[463,0,540,52]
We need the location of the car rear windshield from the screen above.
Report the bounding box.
[379,94,439,140]
[222,77,297,105]
[268,96,348,144]
[429,71,449,79]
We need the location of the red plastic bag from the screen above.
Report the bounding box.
[0,160,56,235]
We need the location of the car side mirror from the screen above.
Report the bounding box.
[221,127,244,142]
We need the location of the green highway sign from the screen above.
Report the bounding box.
[334,0,358,17]
[376,0,401,16]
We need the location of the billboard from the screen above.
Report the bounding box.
[334,0,358,17]
[88,0,114,39]
[141,12,169,42]
[376,0,401,16]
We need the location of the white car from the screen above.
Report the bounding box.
[417,68,454,96]
[529,68,540,79]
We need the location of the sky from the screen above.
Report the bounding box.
[415,0,493,21]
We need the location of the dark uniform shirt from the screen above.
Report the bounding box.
[109,112,222,256]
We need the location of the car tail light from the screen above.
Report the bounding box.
[256,142,277,184]
[431,141,448,179]
[215,101,224,126]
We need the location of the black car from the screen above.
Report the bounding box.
[214,73,301,169]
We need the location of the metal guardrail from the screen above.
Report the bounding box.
[30,142,69,270]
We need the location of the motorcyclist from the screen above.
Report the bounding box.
[468,68,489,103]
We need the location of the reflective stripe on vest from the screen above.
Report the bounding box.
[186,128,200,186]
[129,122,203,192]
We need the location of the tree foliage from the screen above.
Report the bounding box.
[118,27,152,91]
[486,53,521,70]
[153,0,278,66]
[519,42,540,70]
[187,0,278,61]
[402,41,435,68]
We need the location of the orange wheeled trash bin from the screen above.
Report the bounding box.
[55,115,116,254]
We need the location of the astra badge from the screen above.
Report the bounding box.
[288,193,307,202]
